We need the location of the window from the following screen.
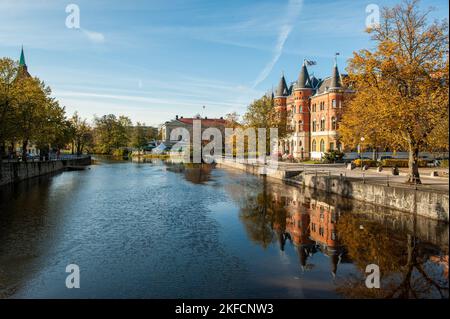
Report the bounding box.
[330,143,335,151]
[331,116,336,130]
[320,118,325,131]
[319,227,324,237]
[312,119,317,132]
[299,106,303,113]
[312,104,316,112]
[320,139,325,152]
[312,140,317,152]
[332,99,336,108]
[298,120,303,131]
[320,102,325,111]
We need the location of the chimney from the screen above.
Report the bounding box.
[180,116,183,119]
[220,117,223,120]
[205,116,208,119]
[175,115,179,120]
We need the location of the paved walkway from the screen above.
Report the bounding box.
[277,162,449,193]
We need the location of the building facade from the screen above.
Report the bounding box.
[274,60,354,160]
[161,115,227,144]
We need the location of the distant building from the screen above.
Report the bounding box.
[161,115,228,145]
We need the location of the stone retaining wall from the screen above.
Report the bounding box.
[0,156,91,186]
[216,159,449,222]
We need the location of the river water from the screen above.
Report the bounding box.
[0,158,448,298]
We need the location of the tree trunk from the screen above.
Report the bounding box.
[407,143,421,184]
[9,141,15,159]
[0,141,3,181]
[22,140,28,162]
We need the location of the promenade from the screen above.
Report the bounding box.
[216,158,449,221]
[278,162,449,193]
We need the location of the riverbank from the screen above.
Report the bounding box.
[216,158,449,222]
[0,156,92,186]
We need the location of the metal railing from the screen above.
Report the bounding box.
[2,154,91,163]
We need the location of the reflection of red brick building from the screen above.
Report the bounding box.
[286,210,312,247]
[309,200,338,250]
[269,186,344,273]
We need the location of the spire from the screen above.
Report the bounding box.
[331,61,342,88]
[16,46,31,79]
[297,60,311,89]
[19,46,26,67]
[275,73,288,97]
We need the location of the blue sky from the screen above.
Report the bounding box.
[1,0,448,126]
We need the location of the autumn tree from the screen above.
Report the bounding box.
[70,112,93,155]
[93,114,132,154]
[0,58,18,157]
[243,96,289,155]
[339,0,449,183]
[131,122,157,149]
[224,112,240,128]
[12,77,57,161]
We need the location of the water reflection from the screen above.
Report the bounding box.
[164,162,214,185]
[226,175,449,298]
[0,160,448,298]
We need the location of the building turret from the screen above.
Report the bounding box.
[275,73,288,97]
[330,62,342,89]
[296,60,312,90]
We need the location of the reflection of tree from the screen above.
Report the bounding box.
[238,177,289,249]
[336,213,449,298]
[165,162,213,184]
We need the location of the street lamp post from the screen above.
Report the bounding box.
[360,137,365,170]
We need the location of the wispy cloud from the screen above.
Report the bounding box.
[252,0,303,88]
[81,28,105,43]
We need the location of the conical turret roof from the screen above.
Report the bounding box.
[275,73,288,97]
[331,62,342,88]
[297,61,311,89]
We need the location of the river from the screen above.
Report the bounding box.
[0,158,448,298]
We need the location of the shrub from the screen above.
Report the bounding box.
[322,150,344,163]
[112,148,128,157]
[380,159,427,167]
[353,159,377,167]
[440,160,449,168]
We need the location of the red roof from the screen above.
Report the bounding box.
[178,118,227,126]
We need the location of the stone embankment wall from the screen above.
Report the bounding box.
[216,159,449,222]
[0,156,91,186]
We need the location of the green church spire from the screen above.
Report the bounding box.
[19,46,26,66]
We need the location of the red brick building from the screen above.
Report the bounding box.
[274,59,354,160]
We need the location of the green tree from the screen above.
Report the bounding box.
[12,77,55,161]
[0,58,18,157]
[131,122,146,149]
[93,114,132,154]
[70,112,92,155]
